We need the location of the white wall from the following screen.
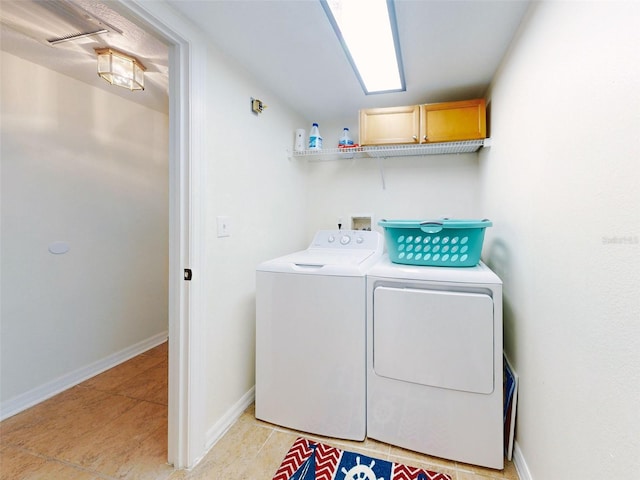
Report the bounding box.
[0,11,310,458]
[480,2,640,478]
[198,42,309,430]
[305,119,482,237]
[7,3,640,476]
[1,52,169,407]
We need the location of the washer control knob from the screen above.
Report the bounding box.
[356,236,364,244]
[328,235,335,243]
[340,235,351,245]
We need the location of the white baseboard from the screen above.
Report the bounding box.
[204,387,256,452]
[0,331,168,421]
[513,441,532,480]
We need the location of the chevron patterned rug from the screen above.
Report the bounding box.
[273,437,452,480]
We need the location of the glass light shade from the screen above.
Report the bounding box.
[95,48,145,91]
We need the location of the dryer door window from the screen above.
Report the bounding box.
[373,286,494,394]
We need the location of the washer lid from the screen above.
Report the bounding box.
[257,230,384,276]
[257,248,381,276]
[291,247,377,265]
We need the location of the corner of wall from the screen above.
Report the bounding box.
[512,441,533,480]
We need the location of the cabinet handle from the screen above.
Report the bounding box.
[423,135,428,141]
[412,135,418,141]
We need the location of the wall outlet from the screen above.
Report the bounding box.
[351,215,373,231]
[217,216,231,237]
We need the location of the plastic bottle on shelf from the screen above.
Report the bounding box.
[338,128,354,147]
[308,123,323,150]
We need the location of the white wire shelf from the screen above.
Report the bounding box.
[291,139,488,161]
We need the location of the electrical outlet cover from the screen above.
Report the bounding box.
[351,215,373,231]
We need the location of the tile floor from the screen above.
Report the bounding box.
[0,342,519,480]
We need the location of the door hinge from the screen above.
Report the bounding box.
[184,269,192,281]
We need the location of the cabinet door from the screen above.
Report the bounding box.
[359,105,420,145]
[420,99,486,143]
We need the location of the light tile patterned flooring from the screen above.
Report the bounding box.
[0,343,519,480]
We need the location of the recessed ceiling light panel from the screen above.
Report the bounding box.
[321,0,405,95]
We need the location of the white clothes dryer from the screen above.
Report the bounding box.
[256,230,383,441]
[366,256,503,469]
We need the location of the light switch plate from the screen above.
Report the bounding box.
[217,216,231,237]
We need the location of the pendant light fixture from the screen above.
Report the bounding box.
[95,47,145,91]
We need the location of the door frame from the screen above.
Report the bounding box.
[117,0,207,468]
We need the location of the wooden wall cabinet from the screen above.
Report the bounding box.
[360,99,486,146]
[420,99,486,143]
[359,105,421,145]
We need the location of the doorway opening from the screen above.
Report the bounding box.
[115,1,207,468]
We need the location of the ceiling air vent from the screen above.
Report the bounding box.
[47,28,108,45]
[39,0,122,45]
[0,0,123,46]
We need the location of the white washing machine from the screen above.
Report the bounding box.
[256,230,383,440]
[367,255,503,469]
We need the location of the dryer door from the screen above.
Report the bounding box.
[373,286,494,394]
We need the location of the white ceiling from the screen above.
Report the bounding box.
[0,0,531,122]
[169,0,531,122]
[0,0,170,113]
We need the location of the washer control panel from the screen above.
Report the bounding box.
[310,230,383,251]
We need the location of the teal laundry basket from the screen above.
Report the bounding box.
[379,219,492,267]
